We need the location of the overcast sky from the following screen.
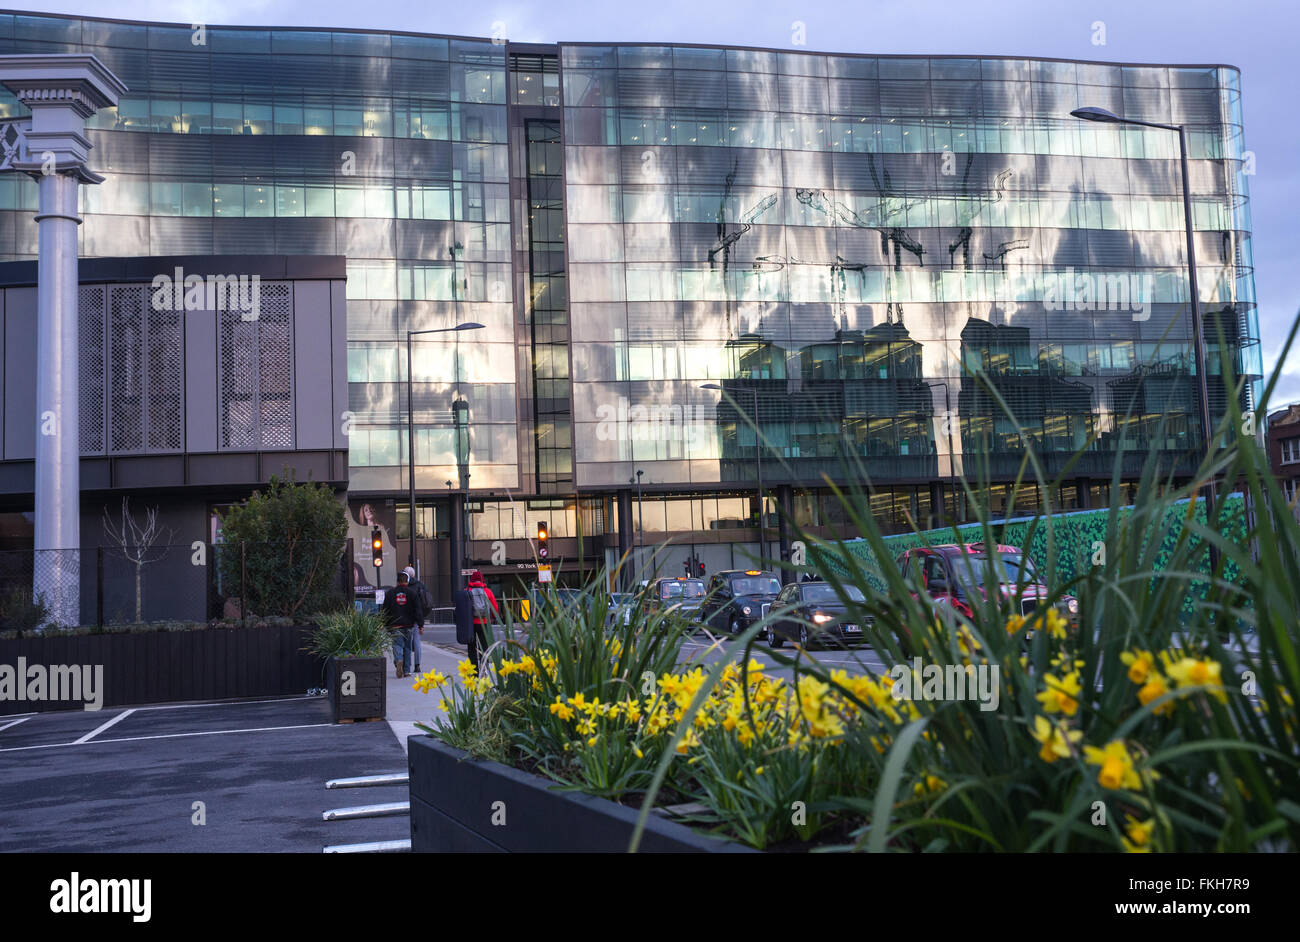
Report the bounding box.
[19,0,1300,408]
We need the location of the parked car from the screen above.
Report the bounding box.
[699,569,783,635]
[645,577,707,621]
[766,580,872,649]
[605,592,634,628]
[895,543,1079,626]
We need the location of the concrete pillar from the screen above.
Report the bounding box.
[0,55,126,626]
[615,489,634,590]
[33,172,80,625]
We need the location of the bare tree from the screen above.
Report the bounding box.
[102,497,176,623]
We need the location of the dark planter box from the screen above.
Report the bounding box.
[0,625,322,715]
[326,656,386,722]
[408,735,755,853]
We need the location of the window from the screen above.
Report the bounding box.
[1281,438,1300,465]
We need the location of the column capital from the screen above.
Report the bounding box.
[0,54,127,183]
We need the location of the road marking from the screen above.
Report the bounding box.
[0,722,337,754]
[0,716,33,733]
[127,695,321,713]
[73,708,134,744]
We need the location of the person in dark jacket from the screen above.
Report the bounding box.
[402,566,432,673]
[380,571,426,678]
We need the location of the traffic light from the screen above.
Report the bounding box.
[537,521,549,559]
[371,528,383,568]
[697,560,706,577]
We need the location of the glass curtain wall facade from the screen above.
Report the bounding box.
[562,44,1259,495]
[0,13,1260,548]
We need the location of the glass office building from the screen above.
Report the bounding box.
[0,12,1260,593]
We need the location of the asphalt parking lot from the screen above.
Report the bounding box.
[0,696,410,852]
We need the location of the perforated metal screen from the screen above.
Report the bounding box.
[219,282,294,450]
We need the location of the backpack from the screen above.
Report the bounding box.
[470,587,490,621]
[414,579,433,612]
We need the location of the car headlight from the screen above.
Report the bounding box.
[742,606,752,616]
[812,612,832,624]
[1067,598,1079,614]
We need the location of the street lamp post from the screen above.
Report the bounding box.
[703,382,765,567]
[1071,107,1218,564]
[630,470,644,573]
[406,322,483,574]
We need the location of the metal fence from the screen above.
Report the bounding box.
[0,539,354,629]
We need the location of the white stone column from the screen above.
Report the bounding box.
[0,55,126,626]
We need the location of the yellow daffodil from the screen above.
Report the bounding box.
[1124,814,1155,849]
[1032,714,1082,763]
[1120,650,1156,685]
[1036,671,1082,716]
[549,696,575,721]
[1165,656,1227,703]
[913,774,946,796]
[1138,674,1175,716]
[1083,740,1156,791]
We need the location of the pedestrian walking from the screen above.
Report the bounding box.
[464,570,498,670]
[403,565,433,674]
[380,571,426,679]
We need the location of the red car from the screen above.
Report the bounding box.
[895,543,1079,623]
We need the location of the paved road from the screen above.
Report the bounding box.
[0,696,409,852]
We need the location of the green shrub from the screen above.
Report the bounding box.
[216,472,347,618]
[0,585,49,632]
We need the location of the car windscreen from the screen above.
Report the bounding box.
[729,576,781,596]
[950,553,1039,587]
[661,581,705,599]
[802,582,866,603]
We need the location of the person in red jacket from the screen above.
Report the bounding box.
[465,570,499,670]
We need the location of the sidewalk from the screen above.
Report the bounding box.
[385,625,470,755]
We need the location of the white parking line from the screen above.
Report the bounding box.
[0,716,32,733]
[0,721,337,754]
[121,695,321,714]
[74,708,135,744]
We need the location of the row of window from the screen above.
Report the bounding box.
[346,424,518,468]
[69,96,511,141]
[569,263,1239,306]
[569,190,1241,233]
[562,339,1210,383]
[565,110,1241,160]
[0,178,1246,238]
[566,77,1233,129]
[558,47,1231,88]
[562,411,1200,465]
[4,16,502,61]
